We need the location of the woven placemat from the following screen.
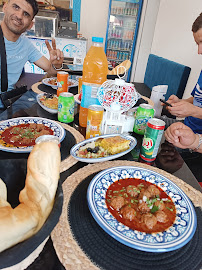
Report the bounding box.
[51,160,202,270]
[58,122,84,172]
[32,82,44,94]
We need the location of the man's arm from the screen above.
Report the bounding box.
[166,95,202,119]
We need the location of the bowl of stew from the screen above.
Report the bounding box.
[0,117,65,153]
[87,166,197,252]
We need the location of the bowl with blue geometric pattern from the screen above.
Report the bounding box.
[87,166,197,252]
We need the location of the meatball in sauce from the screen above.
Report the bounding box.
[106,178,176,233]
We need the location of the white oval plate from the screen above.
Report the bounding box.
[70,134,137,163]
[42,77,78,89]
[87,166,197,253]
[37,93,58,114]
[0,117,66,153]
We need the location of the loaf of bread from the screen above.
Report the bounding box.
[0,140,61,252]
[108,60,131,75]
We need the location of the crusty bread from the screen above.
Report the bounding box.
[0,141,61,252]
[99,136,130,155]
[108,60,131,75]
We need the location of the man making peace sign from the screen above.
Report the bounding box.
[0,0,64,107]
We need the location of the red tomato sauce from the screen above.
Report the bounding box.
[1,123,53,147]
[106,178,176,233]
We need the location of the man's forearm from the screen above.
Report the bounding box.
[184,97,194,104]
[191,106,202,119]
[34,56,62,76]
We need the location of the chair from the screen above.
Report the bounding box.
[133,54,191,100]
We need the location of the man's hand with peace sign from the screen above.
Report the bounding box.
[34,38,64,75]
[45,39,64,69]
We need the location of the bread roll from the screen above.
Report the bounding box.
[0,141,61,252]
[108,60,131,75]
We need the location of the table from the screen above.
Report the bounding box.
[0,77,201,270]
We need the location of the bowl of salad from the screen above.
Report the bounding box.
[37,93,58,114]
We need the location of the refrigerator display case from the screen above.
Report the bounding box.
[105,0,143,81]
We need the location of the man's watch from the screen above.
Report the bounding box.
[52,64,63,71]
[189,133,202,153]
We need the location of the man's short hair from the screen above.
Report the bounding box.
[25,0,38,17]
[192,13,202,33]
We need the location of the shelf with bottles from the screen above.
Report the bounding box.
[112,26,136,31]
[107,28,134,40]
[107,39,133,51]
[107,47,131,52]
[106,50,130,62]
[109,21,136,32]
[111,13,137,18]
[111,6,138,17]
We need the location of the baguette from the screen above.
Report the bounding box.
[108,60,131,75]
[0,141,61,252]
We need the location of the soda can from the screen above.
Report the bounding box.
[57,71,69,96]
[140,118,165,162]
[133,104,155,135]
[86,105,104,139]
[58,92,74,123]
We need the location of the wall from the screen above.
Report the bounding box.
[80,0,110,50]
[131,0,160,84]
[79,0,201,98]
[150,0,202,98]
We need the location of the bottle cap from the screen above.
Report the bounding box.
[92,37,104,43]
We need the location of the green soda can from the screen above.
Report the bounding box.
[133,104,155,135]
[140,118,165,162]
[58,92,74,123]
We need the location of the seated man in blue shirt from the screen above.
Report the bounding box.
[0,0,63,105]
[164,13,202,134]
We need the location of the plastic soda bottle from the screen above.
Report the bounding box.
[79,37,108,127]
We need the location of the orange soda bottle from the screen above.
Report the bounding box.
[79,37,108,127]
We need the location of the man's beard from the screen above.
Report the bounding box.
[4,15,28,35]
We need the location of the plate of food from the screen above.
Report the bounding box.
[87,166,197,253]
[37,93,58,114]
[0,117,65,153]
[42,77,78,89]
[70,134,137,163]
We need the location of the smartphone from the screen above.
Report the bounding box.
[160,99,172,107]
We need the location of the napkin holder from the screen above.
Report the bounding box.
[102,102,125,134]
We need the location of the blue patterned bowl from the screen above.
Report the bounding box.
[0,117,65,153]
[87,166,197,252]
